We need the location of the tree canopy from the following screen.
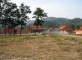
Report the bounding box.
[33,7,47,26]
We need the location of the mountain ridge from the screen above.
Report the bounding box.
[26,17,82,28]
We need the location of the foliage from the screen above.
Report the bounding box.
[42,17,82,29]
[0,1,31,35]
[33,7,47,26]
[19,3,31,35]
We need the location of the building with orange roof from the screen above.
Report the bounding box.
[59,26,71,33]
[75,26,82,34]
[75,30,82,34]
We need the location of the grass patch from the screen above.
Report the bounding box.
[0,34,82,60]
[0,35,47,43]
[0,39,8,43]
[79,41,82,44]
[0,35,36,43]
[49,35,72,45]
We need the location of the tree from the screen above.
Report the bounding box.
[75,25,80,30]
[2,1,20,35]
[0,0,22,35]
[8,4,21,35]
[0,1,32,36]
[0,0,2,24]
[19,3,31,35]
[0,0,11,35]
[33,7,47,35]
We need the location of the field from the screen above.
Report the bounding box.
[0,34,82,60]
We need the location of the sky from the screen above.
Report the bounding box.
[11,0,82,19]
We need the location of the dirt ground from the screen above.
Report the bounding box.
[0,34,82,60]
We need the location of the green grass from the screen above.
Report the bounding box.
[0,35,47,43]
[0,35,34,43]
[0,34,82,60]
[0,34,82,45]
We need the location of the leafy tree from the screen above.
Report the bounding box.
[0,0,22,35]
[0,1,32,36]
[0,0,3,24]
[0,0,11,35]
[69,25,75,31]
[33,7,47,34]
[76,25,80,30]
[2,2,20,35]
[19,3,31,35]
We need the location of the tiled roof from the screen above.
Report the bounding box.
[59,26,67,30]
[29,24,43,30]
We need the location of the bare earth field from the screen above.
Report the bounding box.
[0,34,82,60]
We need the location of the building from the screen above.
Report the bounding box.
[49,28,55,32]
[75,30,82,34]
[1,24,44,34]
[15,28,30,34]
[75,26,82,34]
[28,24,44,33]
[59,26,71,33]
[4,28,14,34]
[4,28,30,34]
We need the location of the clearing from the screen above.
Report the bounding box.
[0,34,82,60]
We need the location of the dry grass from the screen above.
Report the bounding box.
[0,34,82,60]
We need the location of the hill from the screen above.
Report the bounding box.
[0,17,82,29]
[26,17,82,28]
[43,17,82,28]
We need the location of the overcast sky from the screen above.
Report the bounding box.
[11,0,82,19]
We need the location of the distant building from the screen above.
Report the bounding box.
[58,26,71,33]
[28,24,44,33]
[15,28,30,34]
[75,30,82,34]
[4,28,14,34]
[49,28,55,32]
[4,28,30,34]
[75,26,82,34]
[0,25,44,34]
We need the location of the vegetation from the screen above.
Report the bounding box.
[19,3,31,35]
[33,7,47,34]
[0,0,19,35]
[0,0,49,35]
[0,0,82,60]
[0,34,82,60]
[0,0,82,35]
[42,17,82,29]
[0,0,32,35]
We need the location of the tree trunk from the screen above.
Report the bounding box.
[8,26,9,35]
[14,26,16,36]
[35,30,36,35]
[10,27,12,35]
[4,20,6,36]
[20,23,22,36]
[35,25,38,35]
